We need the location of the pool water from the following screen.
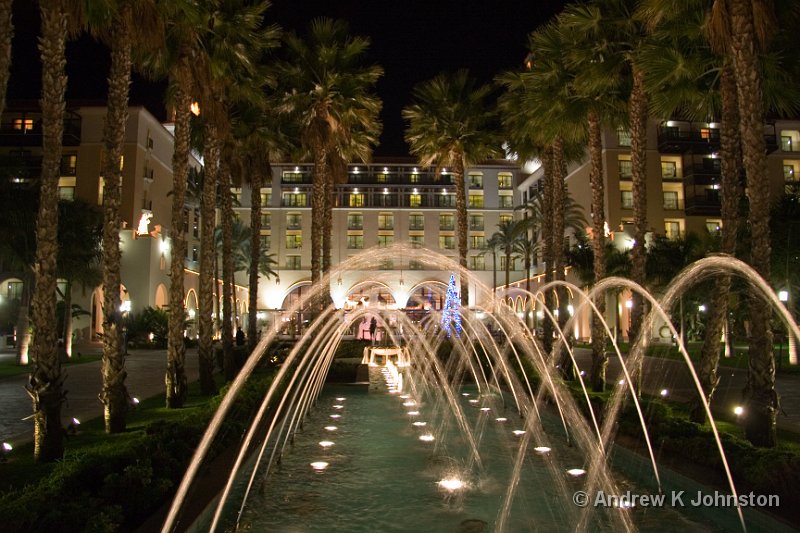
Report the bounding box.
[230,379,708,532]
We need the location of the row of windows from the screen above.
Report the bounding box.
[273,254,515,271]
[280,169,515,188]
[620,191,683,210]
[618,158,680,180]
[276,191,512,208]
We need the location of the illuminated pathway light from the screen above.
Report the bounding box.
[336,397,346,401]
[480,407,491,412]
[330,414,341,419]
[333,405,344,409]
[495,417,507,422]
[468,399,479,404]
[403,400,416,406]
[407,411,420,416]
[660,389,668,397]
[512,430,526,436]
[437,478,464,491]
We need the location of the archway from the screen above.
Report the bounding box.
[185,289,198,338]
[155,283,168,309]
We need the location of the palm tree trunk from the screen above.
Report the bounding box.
[220,149,235,380]
[588,110,607,392]
[541,146,555,356]
[454,157,469,305]
[553,137,572,379]
[321,161,333,307]
[29,0,67,461]
[62,280,72,358]
[165,76,191,408]
[728,0,776,447]
[198,123,219,395]
[247,163,264,352]
[504,251,511,289]
[311,147,326,299]
[492,249,497,299]
[692,63,741,423]
[16,270,31,365]
[99,4,134,434]
[0,0,12,118]
[629,63,649,343]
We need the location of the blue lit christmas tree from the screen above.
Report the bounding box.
[441,273,462,337]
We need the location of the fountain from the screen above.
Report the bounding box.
[161,244,797,532]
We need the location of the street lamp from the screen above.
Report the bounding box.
[778,289,797,365]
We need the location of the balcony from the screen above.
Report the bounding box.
[657,122,720,154]
[0,111,82,147]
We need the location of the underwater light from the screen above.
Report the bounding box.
[567,468,586,477]
[399,395,410,399]
[462,393,470,397]
[437,478,464,491]
[512,430,526,436]
[419,434,435,442]
[319,441,334,448]
[403,401,416,407]
[480,407,491,412]
[407,411,420,416]
[333,405,344,409]
[495,417,507,422]
[618,379,625,385]
[2,442,11,452]
[330,414,341,419]
[310,462,329,471]
[336,397,346,401]
[324,426,337,431]
[413,421,427,427]
[468,399,479,404]
[534,446,551,454]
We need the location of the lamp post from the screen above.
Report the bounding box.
[779,289,797,365]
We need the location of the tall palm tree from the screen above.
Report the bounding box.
[714,0,779,447]
[0,0,12,117]
[27,0,72,462]
[514,234,538,328]
[88,0,163,433]
[483,235,501,299]
[404,70,500,305]
[275,18,382,301]
[491,219,524,291]
[139,0,207,404]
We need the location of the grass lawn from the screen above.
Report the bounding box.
[0,351,103,380]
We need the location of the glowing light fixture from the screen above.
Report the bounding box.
[310,461,329,471]
[734,406,744,416]
[495,417,507,422]
[419,434,435,442]
[190,102,200,116]
[567,468,586,477]
[660,389,668,397]
[534,446,551,454]
[512,430,526,436]
[407,411,420,416]
[324,426,337,431]
[319,441,334,448]
[437,478,464,491]
[413,421,427,427]
[329,414,341,419]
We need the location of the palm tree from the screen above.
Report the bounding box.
[514,234,538,328]
[483,235,501,299]
[139,0,207,404]
[404,70,500,305]
[275,18,382,301]
[86,0,163,433]
[0,0,12,117]
[491,219,524,291]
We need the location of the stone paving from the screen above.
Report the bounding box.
[0,344,199,444]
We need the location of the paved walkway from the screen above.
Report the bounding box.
[0,346,199,444]
[572,348,800,434]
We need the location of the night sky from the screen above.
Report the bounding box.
[9,0,567,155]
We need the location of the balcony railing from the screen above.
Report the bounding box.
[0,112,81,147]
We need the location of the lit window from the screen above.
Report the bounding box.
[705,219,721,235]
[409,194,421,207]
[500,256,516,271]
[409,213,424,230]
[469,235,485,249]
[468,194,484,208]
[409,235,424,247]
[439,214,454,230]
[260,191,272,206]
[377,235,394,247]
[439,235,455,249]
[619,158,632,179]
[498,172,513,189]
[468,172,483,188]
[260,213,271,228]
[13,118,33,131]
[378,213,394,230]
[282,171,305,183]
[349,193,365,207]
[664,220,682,239]
[259,235,270,250]
[285,234,302,249]
[620,191,633,209]
[282,192,307,207]
[499,214,512,225]
[347,213,363,229]
[286,256,301,270]
[617,128,632,147]
[499,193,513,208]
[347,234,364,249]
[469,214,484,230]
[469,255,485,270]
[286,213,302,229]
[661,161,677,179]
[663,191,679,210]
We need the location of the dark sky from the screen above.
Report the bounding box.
[9,0,567,155]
